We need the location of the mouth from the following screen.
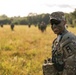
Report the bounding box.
[53,27,59,31]
[53,28,59,33]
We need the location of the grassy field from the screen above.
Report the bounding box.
[0,25,76,75]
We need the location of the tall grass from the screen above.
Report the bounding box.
[0,25,76,75]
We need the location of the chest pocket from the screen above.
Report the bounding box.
[52,35,63,56]
[52,38,64,62]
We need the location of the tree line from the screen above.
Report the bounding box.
[0,9,76,27]
[0,13,50,26]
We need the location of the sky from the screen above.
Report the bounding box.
[0,0,76,17]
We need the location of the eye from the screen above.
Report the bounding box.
[50,19,61,25]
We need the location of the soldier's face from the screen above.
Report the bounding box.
[50,19,65,35]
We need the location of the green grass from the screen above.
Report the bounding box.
[0,25,76,75]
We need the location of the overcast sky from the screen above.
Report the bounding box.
[0,0,76,17]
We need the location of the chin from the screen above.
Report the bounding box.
[54,32,59,34]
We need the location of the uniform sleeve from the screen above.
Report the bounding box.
[60,37,76,58]
[61,36,76,74]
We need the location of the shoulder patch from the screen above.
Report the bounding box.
[65,45,72,53]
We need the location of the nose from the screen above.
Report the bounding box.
[52,24,57,28]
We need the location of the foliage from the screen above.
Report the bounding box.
[0,9,76,26]
[0,25,76,75]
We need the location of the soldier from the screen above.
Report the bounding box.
[0,23,3,28]
[10,23,15,31]
[42,11,76,75]
[38,21,47,32]
[28,23,31,28]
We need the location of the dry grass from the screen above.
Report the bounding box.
[0,25,76,75]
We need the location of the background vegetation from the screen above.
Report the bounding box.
[0,25,76,75]
[0,9,76,27]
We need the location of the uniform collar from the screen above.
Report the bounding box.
[57,29,68,42]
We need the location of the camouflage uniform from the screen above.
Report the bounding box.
[38,21,47,32]
[10,23,15,31]
[42,12,76,75]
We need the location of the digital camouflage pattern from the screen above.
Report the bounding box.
[42,63,55,75]
[50,11,65,21]
[42,11,76,75]
[42,59,59,75]
[42,31,76,75]
[38,21,47,32]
